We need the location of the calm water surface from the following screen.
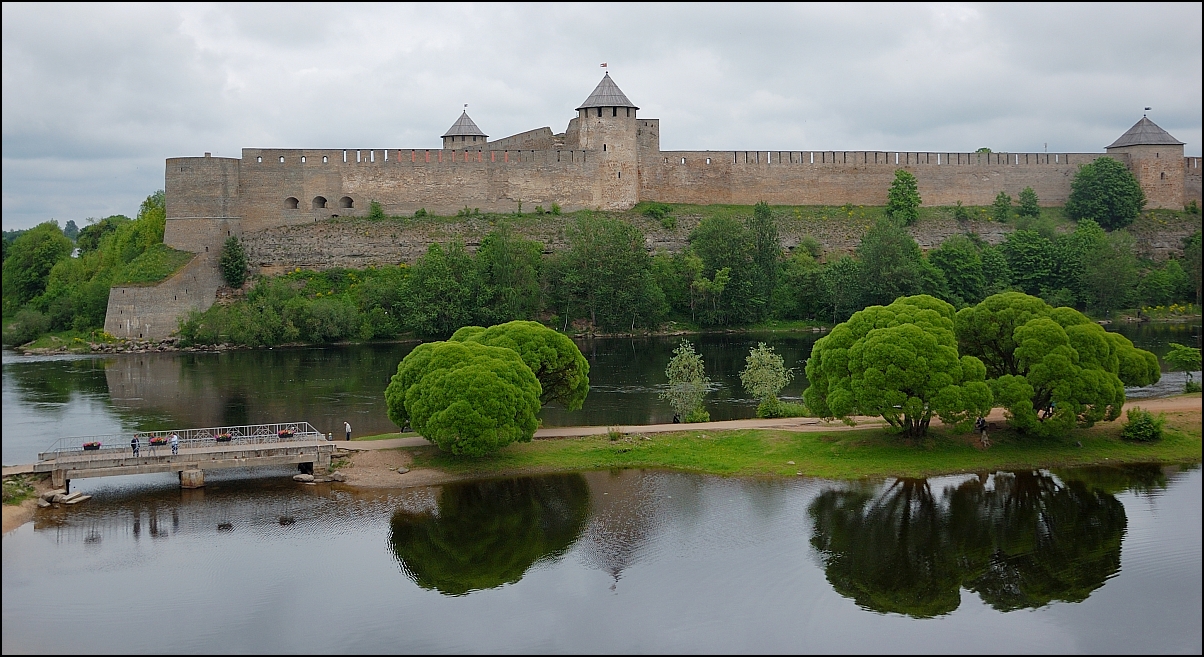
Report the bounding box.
[2,323,1199,465]
[2,466,1200,653]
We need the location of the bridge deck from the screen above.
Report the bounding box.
[31,439,334,479]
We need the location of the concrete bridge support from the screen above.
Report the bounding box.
[179,469,205,489]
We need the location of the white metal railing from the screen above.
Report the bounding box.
[39,422,327,461]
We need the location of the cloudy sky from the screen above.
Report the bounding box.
[2,3,1200,230]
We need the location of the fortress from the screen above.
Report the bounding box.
[105,73,1202,339]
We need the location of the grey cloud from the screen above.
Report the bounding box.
[2,3,1199,229]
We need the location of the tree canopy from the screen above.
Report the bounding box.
[954,292,1159,437]
[803,295,993,437]
[661,339,710,422]
[385,340,542,455]
[1066,157,1145,230]
[1,221,73,312]
[219,236,247,288]
[886,169,921,226]
[451,320,590,410]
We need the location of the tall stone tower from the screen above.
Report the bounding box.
[574,72,640,209]
[1105,116,1185,209]
[442,110,488,149]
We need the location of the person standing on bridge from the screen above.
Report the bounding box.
[170,433,180,455]
[345,421,352,442]
[131,436,140,457]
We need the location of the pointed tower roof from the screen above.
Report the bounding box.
[1106,116,1183,148]
[576,72,639,110]
[441,111,488,138]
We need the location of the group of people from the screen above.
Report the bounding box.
[129,433,180,456]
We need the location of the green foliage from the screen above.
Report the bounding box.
[112,244,195,286]
[389,474,589,595]
[821,255,864,323]
[1121,407,1164,442]
[885,169,922,226]
[1017,186,1040,218]
[2,308,51,346]
[1183,231,1202,306]
[1066,157,1145,230]
[1001,230,1057,296]
[552,216,665,331]
[368,201,386,220]
[2,475,37,505]
[955,292,1159,438]
[550,203,561,215]
[474,225,543,325]
[952,201,970,222]
[451,320,590,410]
[804,295,993,437]
[639,201,673,221]
[689,215,760,324]
[62,220,79,241]
[414,208,428,218]
[1079,230,1138,314]
[856,218,946,307]
[928,234,986,306]
[385,340,541,455]
[76,215,128,255]
[403,242,480,337]
[749,201,782,310]
[660,339,710,421]
[2,222,73,313]
[1164,343,1201,389]
[740,342,794,408]
[991,192,1013,223]
[219,236,248,288]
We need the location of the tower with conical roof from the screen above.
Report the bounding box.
[570,72,641,208]
[1105,116,1185,209]
[442,110,488,149]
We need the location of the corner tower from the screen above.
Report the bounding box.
[574,72,639,209]
[1105,116,1185,209]
[442,110,488,149]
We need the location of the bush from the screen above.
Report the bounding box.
[2,308,50,346]
[1017,187,1040,218]
[640,202,673,221]
[886,169,921,226]
[219,236,247,288]
[1066,157,1145,230]
[953,201,970,222]
[660,339,710,421]
[684,408,711,423]
[550,203,562,215]
[756,398,808,418]
[991,192,1013,223]
[368,201,386,220]
[1121,407,1164,442]
[1186,381,1202,393]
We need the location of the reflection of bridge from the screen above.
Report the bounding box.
[8,422,333,490]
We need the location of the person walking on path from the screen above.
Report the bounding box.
[170,433,180,455]
[975,416,990,449]
[131,436,140,457]
[345,421,352,441]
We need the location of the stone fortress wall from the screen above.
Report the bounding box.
[108,73,1201,339]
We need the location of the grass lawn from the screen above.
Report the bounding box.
[399,408,1201,481]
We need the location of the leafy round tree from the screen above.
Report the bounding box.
[1065,157,1145,230]
[740,342,794,417]
[450,320,590,410]
[886,169,922,226]
[385,340,541,455]
[1,221,73,311]
[1017,187,1040,218]
[219,235,247,288]
[991,191,1013,223]
[1164,342,1201,391]
[660,339,710,422]
[954,292,1160,437]
[803,295,993,437]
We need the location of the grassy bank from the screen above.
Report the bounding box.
[396,408,1200,481]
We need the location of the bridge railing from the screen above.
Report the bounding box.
[38,422,328,461]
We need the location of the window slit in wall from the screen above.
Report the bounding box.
[279,156,285,163]
[301,156,306,163]
[256,156,262,163]
[357,150,361,163]
[343,150,347,163]
[706,157,711,164]
[370,150,374,163]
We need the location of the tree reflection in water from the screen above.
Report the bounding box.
[389,474,590,596]
[809,470,1127,617]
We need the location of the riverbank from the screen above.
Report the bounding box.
[337,395,1201,488]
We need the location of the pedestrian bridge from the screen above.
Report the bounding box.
[21,422,334,490]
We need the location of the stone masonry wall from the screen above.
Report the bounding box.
[103,251,220,340]
[1184,157,1202,206]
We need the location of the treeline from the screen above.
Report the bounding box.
[178,202,1202,347]
[1,191,194,345]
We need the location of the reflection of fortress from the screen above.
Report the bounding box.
[105,72,1202,339]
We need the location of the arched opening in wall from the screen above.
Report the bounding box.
[256,156,262,163]
[301,156,306,163]
[681,157,686,164]
[1161,172,1166,180]
[339,196,354,208]
[612,107,617,117]
[597,108,603,118]
[285,197,299,209]
[279,156,285,163]
[313,196,328,209]
[706,158,711,164]
[323,156,329,163]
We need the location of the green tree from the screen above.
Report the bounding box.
[557,216,665,331]
[1,221,73,313]
[1066,157,1145,230]
[740,342,795,417]
[749,201,782,309]
[1000,230,1056,296]
[1164,343,1201,390]
[821,255,864,323]
[1080,230,1139,314]
[651,251,703,319]
[75,215,129,255]
[928,235,986,306]
[219,236,247,288]
[804,295,993,437]
[1183,231,1202,306]
[384,340,541,455]
[1049,219,1107,305]
[886,169,922,226]
[954,292,1159,437]
[403,242,480,337]
[389,475,589,595]
[475,225,543,324]
[689,215,759,324]
[856,218,946,307]
[660,339,710,422]
[62,220,79,241]
[980,245,1013,296]
[991,192,1013,223]
[1017,186,1040,218]
[451,320,590,410]
[772,247,826,320]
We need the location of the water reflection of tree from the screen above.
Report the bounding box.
[809,471,1126,618]
[389,475,590,596]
